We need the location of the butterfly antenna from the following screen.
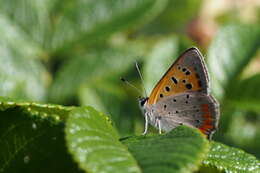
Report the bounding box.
[135,61,148,97]
[120,77,143,96]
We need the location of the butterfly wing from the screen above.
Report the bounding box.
[153,92,219,139]
[148,47,209,105]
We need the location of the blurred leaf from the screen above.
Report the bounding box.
[200,141,260,173]
[207,24,260,99]
[0,0,53,47]
[0,98,79,173]
[0,0,168,52]
[79,77,126,112]
[0,15,42,57]
[123,126,209,173]
[49,44,145,104]
[78,86,108,113]
[160,0,202,30]
[52,0,168,51]
[0,15,48,102]
[223,111,260,159]
[143,36,179,94]
[137,0,202,34]
[226,74,260,112]
[65,106,141,173]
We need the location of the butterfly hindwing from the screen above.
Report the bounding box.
[153,92,219,139]
[148,47,209,104]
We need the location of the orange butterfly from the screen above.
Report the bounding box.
[139,47,219,139]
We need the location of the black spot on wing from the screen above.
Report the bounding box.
[186,83,192,89]
[171,77,178,84]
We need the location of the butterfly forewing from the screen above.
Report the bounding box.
[148,48,209,105]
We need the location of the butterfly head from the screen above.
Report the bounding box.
[138,96,149,110]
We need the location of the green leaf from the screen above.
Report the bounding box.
[65,106,141,173]
[49,45,144,103]
[207,24,260,99]
[0,98,73,121]
[226,74,260,112]
[122,126,209,173]
[0,15,48,102]
[51,0,168,51]
[201,141,260,173]
[0,98,79,173]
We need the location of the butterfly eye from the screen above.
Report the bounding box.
[139,97,148,107]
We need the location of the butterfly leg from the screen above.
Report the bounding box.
[155,117,162,134]
[158,120,162,134]
[142,112,149,135]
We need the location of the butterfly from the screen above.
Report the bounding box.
[139,47,219,139]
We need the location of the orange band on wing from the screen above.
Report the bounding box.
[199,104,214,136]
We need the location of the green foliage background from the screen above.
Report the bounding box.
[0,0,260,172]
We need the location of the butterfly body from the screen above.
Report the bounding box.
[139,47,219,139]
